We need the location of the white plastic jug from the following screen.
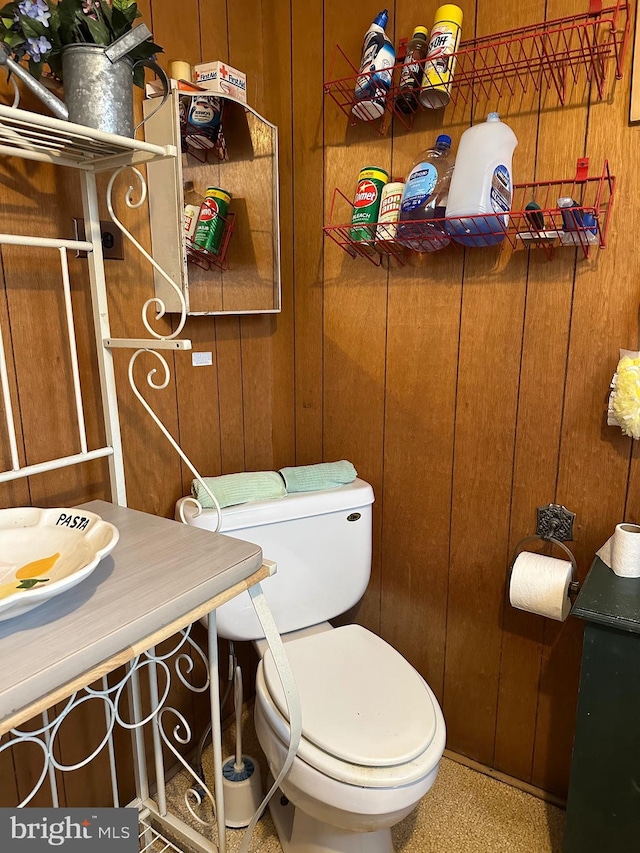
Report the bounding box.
[445,113,518,247]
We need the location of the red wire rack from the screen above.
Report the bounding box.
[186,211,236,271]
[325,1,630,132]
[181,131,227,163]
[323,159,615,265]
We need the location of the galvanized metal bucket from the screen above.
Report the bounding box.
[62,43,168,138]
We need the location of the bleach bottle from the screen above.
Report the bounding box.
[352,10,396,121]
[445,113,518,247]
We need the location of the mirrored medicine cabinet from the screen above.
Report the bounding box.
[143,89,281,315]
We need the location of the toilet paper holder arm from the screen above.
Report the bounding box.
[510,534,580,596]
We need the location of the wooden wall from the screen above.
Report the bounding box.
[1,0,639,807]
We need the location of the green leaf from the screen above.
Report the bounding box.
[132,61,144,88]
[5,31,25,47]
[18,13,46,38]
[47,48,61,74]
[17,577,49,589]
[82,13,109,45]
[0,3,19,21]
[45,0,60,32]
[129,39,162,63]
[110,7,130,36]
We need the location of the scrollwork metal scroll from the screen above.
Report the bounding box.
[2,625,215,812]
[127,348,222,530]
[106,165,188,341]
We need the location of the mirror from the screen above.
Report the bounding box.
[143,89,281,315]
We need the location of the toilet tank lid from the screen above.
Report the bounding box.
[182,478,374,533]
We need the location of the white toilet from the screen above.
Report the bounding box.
[177,479,446,853]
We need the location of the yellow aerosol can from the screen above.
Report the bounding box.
[419,5,463,110]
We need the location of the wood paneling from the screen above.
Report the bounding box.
[2,0,639,809]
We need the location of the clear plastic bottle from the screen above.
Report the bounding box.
[396,134,454,252]
[352,10,396,121]
[444,112,517,247]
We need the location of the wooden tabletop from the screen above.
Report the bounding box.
[0,500,265,734]
[572,556,640,635]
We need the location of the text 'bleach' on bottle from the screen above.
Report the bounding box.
[445,113,518,247]
[352,10,396,121]
[396,134,454,252]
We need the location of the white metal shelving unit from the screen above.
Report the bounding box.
[0,103,181,502]
[0,103,300,853]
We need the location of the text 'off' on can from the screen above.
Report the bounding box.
[194,187,232,255]
[350,167,389,243]
[376,181,405,242]
[420,5,463,110]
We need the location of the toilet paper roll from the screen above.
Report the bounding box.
[597,523,640,577]
[509,552,573,621]
[169,60,192,82]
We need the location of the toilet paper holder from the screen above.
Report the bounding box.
[510,504,580,596]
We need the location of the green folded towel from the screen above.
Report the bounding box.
[191,471,286,509]
[279,460,357,494]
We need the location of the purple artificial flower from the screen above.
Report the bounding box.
[18,0,51,26]
[26,34,51,60]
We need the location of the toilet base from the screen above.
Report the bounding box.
[269,787,394,853]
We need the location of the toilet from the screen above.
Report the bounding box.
[177,479,446,853]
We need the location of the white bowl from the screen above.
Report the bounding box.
[0,506,119,622]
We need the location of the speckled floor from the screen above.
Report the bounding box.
[163,706,565,853]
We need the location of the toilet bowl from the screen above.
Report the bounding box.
[176,479,447,852]
[253,622,446,851]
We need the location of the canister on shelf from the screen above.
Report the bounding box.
[194,187,232,255]
[169,59,192,81]
[185,95,224,150]
[183,181,201,242]
[375,181,404,241]
[419,5,463,109]
[350,166,389,243]
[184,204,200,241]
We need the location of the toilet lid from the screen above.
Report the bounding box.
[262,624,437,767]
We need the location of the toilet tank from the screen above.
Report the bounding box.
[179,478,374,640]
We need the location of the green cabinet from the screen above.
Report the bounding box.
[564,557,640,852]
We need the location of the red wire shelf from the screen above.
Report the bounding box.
[323,159,615,265]
[186,211,236,272]
[325,1,629,132]
[181,131,227,163]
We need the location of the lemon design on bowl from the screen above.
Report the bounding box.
[14,552,59,591]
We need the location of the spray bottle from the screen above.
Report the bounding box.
[352,10,396,121]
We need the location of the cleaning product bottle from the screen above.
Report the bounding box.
[395,26,429,115]
[352,10,396,121]
[396,134,455,252]
[419,4,463,109]
[445,113,517,247]
[183,181,201,243]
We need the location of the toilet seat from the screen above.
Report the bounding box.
[258,624,446,788]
